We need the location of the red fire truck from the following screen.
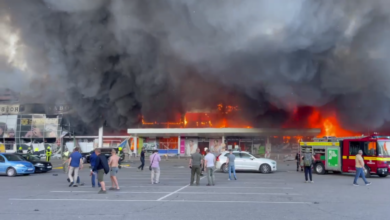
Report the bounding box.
[299,133,390,178]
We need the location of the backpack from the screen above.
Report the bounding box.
[304,153,312,166]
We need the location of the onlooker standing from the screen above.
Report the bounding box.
[138,148,145,171]
[353,150,371,186]
[301,149,316,183]
[68,147,83,187]
[189,148,203,186]
[226,149,237,181]
[204,149,216,186]
[295,152,302,172]
[109,149,120,190]
[90,150,101,188]
[93,148,110,194]
[149,150,161,184]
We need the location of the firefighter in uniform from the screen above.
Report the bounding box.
[26,147,33,160]
[62,148,70,174]
[17,146,23,153]
[34,147,40,156]
[46,146,52,162]
[118,147,123,169]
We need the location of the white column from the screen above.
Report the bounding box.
[98,126,103,148]
[178,136,181,155]
[133,136,137,155]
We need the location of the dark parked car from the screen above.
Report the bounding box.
[17,154,52,173]
[84,148,124,164]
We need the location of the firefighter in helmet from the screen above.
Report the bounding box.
[46,146,52,162]
[62,148,70,174]
[27,146,32,154]
[34,147,40,156]
[118,147,123,168]
[17,146,23,154]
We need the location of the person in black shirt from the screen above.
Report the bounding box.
[138,148,145,171]
[296,152,302,172]
[92,148,109,194]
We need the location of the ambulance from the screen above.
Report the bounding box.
[299,133,390,178]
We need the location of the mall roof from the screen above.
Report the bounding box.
[127,128,321,138]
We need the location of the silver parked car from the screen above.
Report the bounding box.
[215,151,277,174]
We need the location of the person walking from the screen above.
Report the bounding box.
[108,149,120,190]
[226,149,237,181]
[93,148,110,194]
[67,148,84,186]
[204,149,216,186]
[68,147,83,187]
[301,148,316,183]
[89,150,101,188]
[149,150,161,184]
[353,150,371,186]
[138,148,145,171]
[189,148,203,186]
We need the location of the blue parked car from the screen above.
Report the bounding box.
[0,153,35,176]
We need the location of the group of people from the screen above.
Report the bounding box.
[63,147,121,194]
[17,146,52,162]
[295,149,371,186]
[188,148,237,186]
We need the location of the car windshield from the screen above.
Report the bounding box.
[27,155,41,161]
[4,154,24,161]
[377,141,390,156]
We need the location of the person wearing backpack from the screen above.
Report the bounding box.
[93,148,110,194]
[301,149,316,183]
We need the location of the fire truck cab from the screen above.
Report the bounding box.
[299,134,390,178]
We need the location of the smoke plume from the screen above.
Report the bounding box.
[1,0,390,132]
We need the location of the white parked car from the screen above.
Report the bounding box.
[215,151,277,174]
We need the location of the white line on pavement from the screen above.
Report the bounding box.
[73,185,293,189]
[9,198,310,204]
[156,176,206,201]
[50,191,300,195]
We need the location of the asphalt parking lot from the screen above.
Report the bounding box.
[0,159,389,220]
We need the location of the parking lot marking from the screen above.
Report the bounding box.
[156,185,190,201]
[9,198,310,204]
[156,176,206,201]
[49,191,300,195]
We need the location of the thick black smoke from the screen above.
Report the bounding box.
[1,0,390,132]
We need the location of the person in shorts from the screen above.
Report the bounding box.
[93,148,109,194]
[109,149,120,190]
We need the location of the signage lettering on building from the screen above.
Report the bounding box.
[0,105,20,115]
[46,105,71,114]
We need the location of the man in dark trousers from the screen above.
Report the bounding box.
[301,148,316,183]
[189,148,203,186]
[93,148,109,194]
[295,152,302,171]
[138,148,145,171]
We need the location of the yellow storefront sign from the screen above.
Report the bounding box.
[300,142,340,146]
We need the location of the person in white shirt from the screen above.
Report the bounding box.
[204,149,216,186]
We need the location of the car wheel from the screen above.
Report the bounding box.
[7,168,16,177]
[260,164,271,174]
[314,163,325,174]
[221,164,228,173]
